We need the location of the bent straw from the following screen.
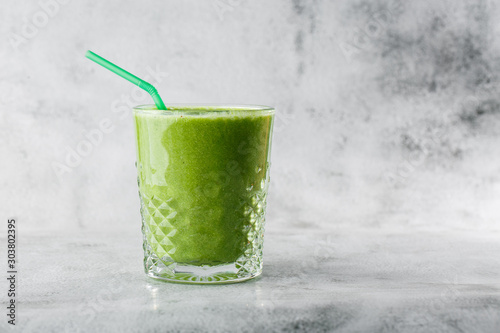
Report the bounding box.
[85,50,167,110]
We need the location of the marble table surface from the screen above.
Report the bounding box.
[3,222,500,333]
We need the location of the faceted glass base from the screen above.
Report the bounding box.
[145,261,262,284]
[143,244,264,284]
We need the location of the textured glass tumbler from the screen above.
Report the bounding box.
[133,104,275,284]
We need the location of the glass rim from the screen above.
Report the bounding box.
[133,104,275,115]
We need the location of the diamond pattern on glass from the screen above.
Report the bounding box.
[234,172,269,277]
[140,192,178,276]
[140,165,270,283]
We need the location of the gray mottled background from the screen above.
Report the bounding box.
[2,0,500,332]
[3,0,500,232]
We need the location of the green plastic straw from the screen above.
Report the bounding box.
[85,50,167,110]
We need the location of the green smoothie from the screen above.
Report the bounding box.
[134,105,274,272]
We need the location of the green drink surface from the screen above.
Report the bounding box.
[134,106,274,264]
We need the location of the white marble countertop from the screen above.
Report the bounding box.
[4,222,499,333]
